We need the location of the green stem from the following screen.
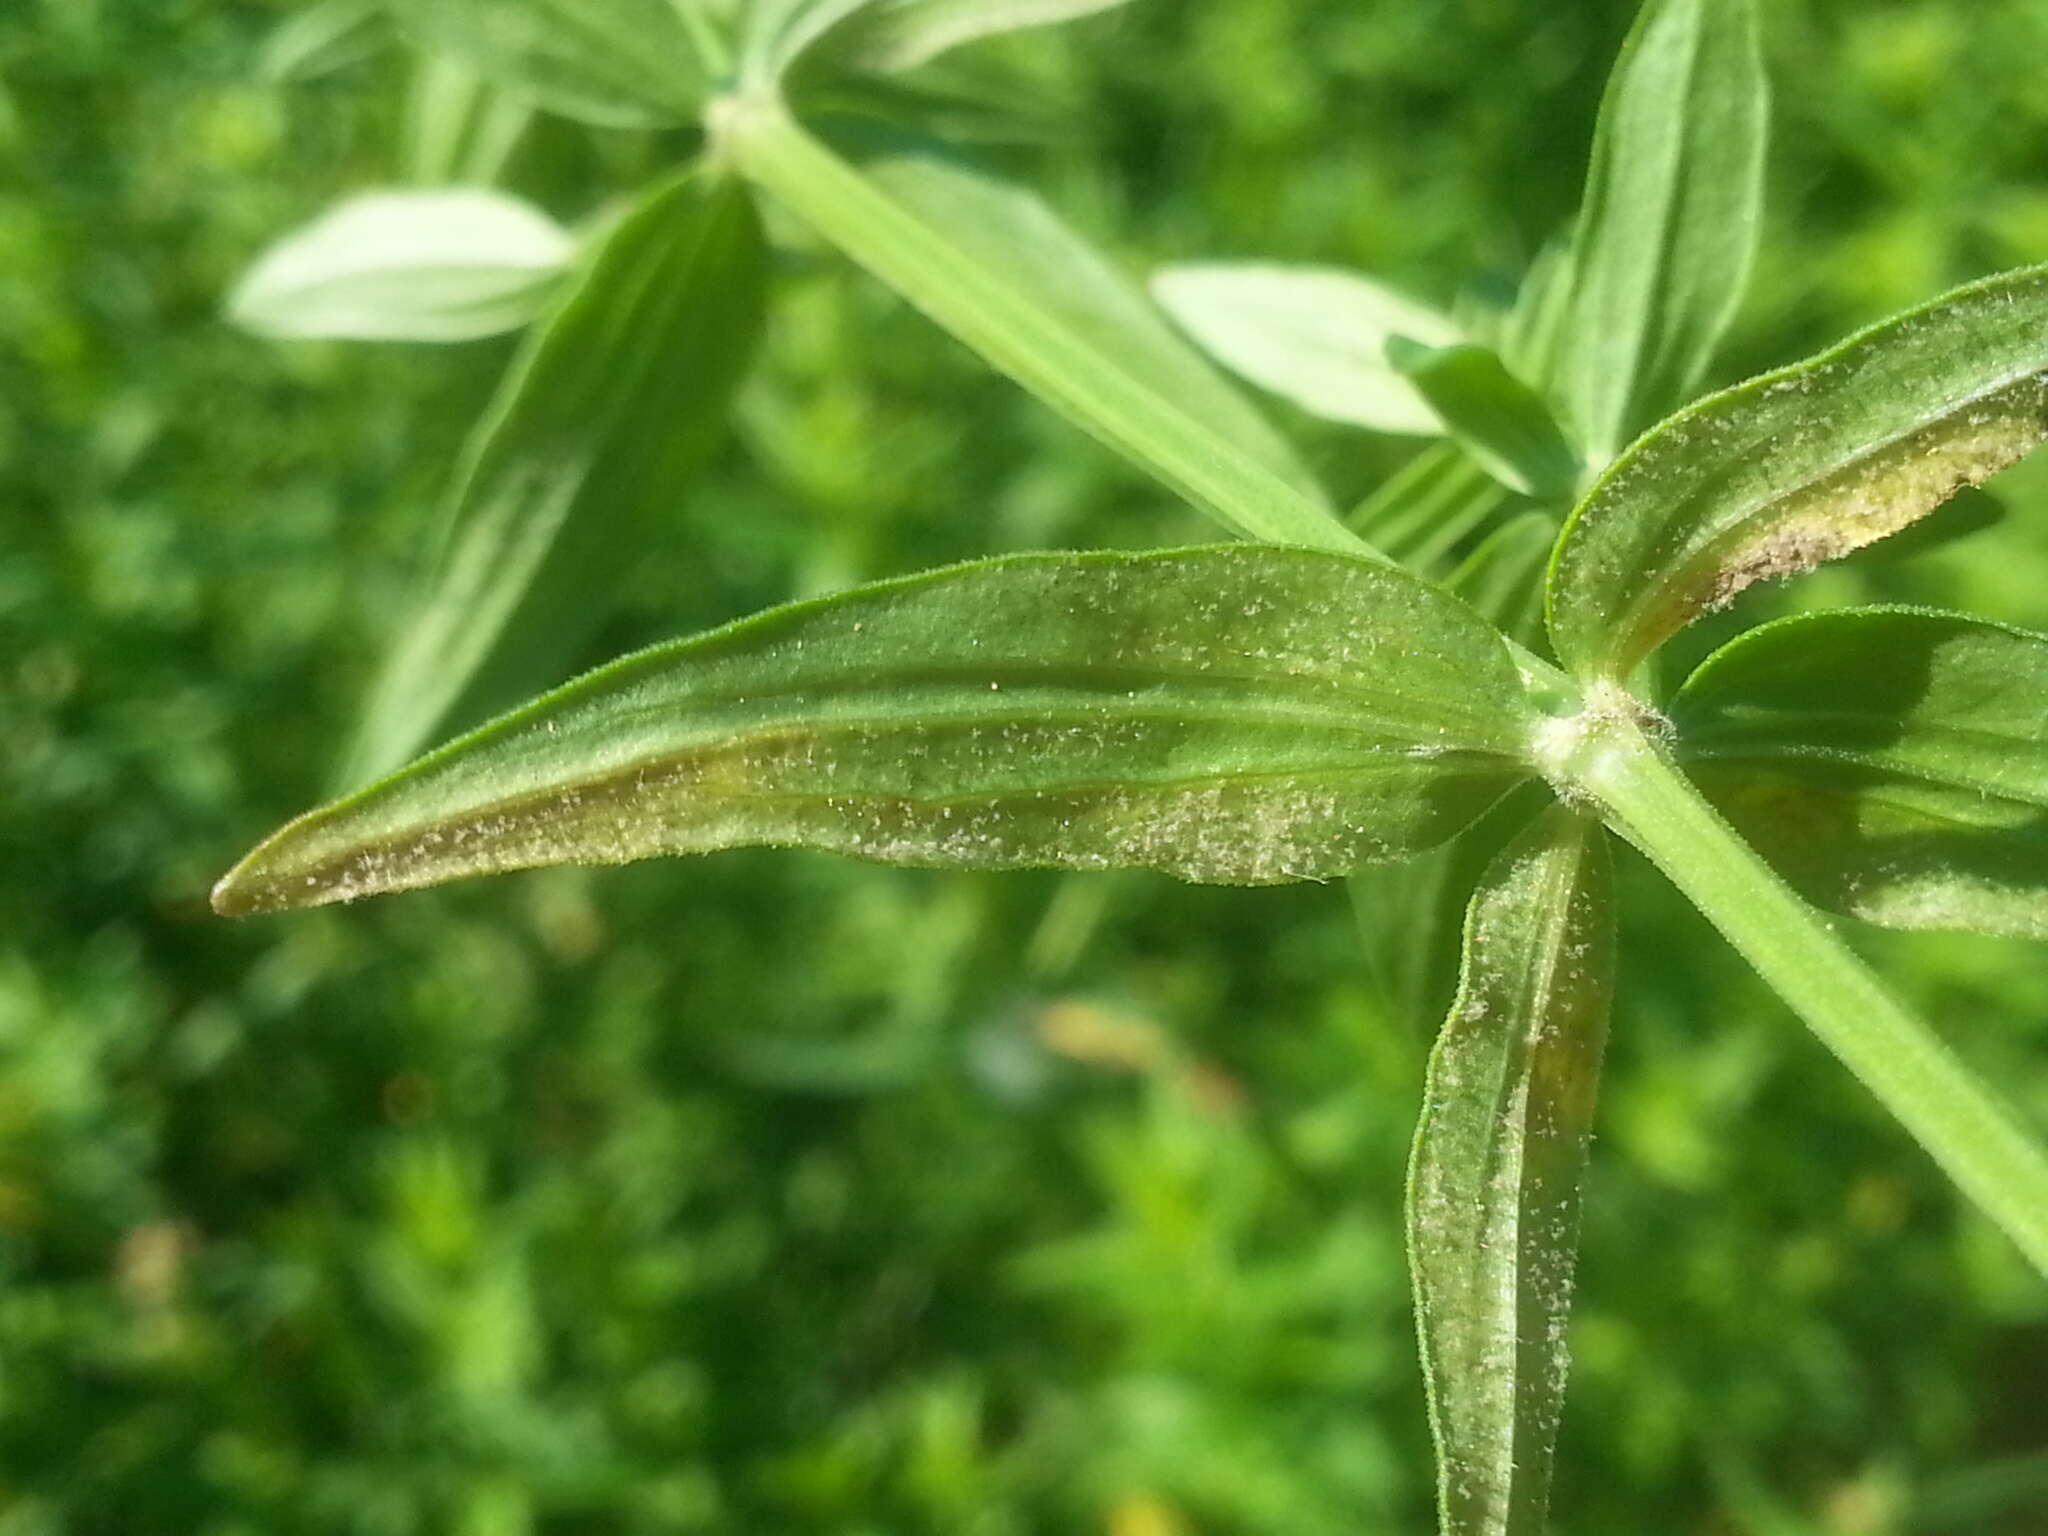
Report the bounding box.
[709,92,1372,558]
[1557,701,2048,1274]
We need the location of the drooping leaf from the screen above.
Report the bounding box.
[213,546,1539,915]
[1673,607,2048,939]
[227,189,575,342]
[1350,516,1555,1024]
[1557,0,1767,465]
[1408,804,1615,1536]
[717,105,1357,552]
[1546,262,2048,680]
[844,0,1138,71]
[1151,262,1462,436]
[1387,339,1580,501]
[396,0,711,128]
[340,170,765,786]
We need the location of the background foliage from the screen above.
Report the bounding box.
[5,1,2048,1531]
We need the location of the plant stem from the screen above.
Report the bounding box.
[709,92,1374,558]
[1557,702,2048,1275]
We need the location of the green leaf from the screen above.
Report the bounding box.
[844,0,1138,71]
[1151,262,1461,436]
[1408,805,1614,1536]
[740,0,882,85]
[1350,517,1555,1025]
[1672,607,2048,940]
[1387,339,1581,501]
[1557,0,1767,465]
[258,0,391,83]
[227,190,574,342]
[340,170,765,786]
[396,0,711,128]
[716,102,1362,554]
[213,546,1539,915]
[1346,445,1514,575]
[1546,262,2048,680]
[400,52,535,187]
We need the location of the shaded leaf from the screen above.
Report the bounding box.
[397,0,710,128]
[1547,262,2048,679]
[741,0,882,85]
[1346,445,1514,576]
[1387,339,1580,501]
[258,0,390,83]
[1673,607,2048,939]
[845,0,1137,71]
[227,189,574,342]
[1409,805,1614,1536]
[1152,261,1461,436]
[1558,0,1767,464]
[214,546,1538,914]
[340,170,765,785]
[719,106,1355,551]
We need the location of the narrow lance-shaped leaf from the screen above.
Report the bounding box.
[1387,338,1580,502]
[1346,446,1515,577]
[844,0,1139,72]
[213,546,1539,915]
[1673,606,2048,940]
[1408,805,1615,1536]
[740,0,883,85]
[341,170,765,786]
[1557,0,1767,465]
[715,102,1361,555]
[227,189,574,343]
[1547,262,2048,680]
[1152,262,1462,437]
[259,0,390,83]
[401,52,535,188]
[396,0,711,128]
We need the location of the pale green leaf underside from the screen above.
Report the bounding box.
[1152,262,1461,437]
[340,170,765,787]
[1409,805,1614,1536]
[214,547,1537,915]
[1548,261,2048,679]
[397,0,708,127]
[721,105,1354,552]
[847,0,1136,71]
[1674,606,2048,939]
[228,189,572,342]
[1558,0,1767,465]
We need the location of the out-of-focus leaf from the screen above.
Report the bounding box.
[1673,607,2048,939]
[1498,239,1575,385]
[720,107,1356,552]
[258,0,390,82]
[846,0,1139,73]
[1557,0,1767,465]
[1387,339,1580,501]
[227,190,574,342]
[740,0,882,84]
[213,546,1540,914]
[401,53,535,186]
[1546,262,2048,680]
[397,0,710,128]
[1347,446,1514,575]
[340,171,765,786]
[1152,262,1461,437]
[1408,804,1614,1536]
[1350,516,1555,1025]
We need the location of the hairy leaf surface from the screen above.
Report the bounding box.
[228,190,572,342]
[1409,806,1614,1536]
[398,0,709,127]
[1548,262,2048,679]
[1558,0,1766,465]
[720,106,1358,553]
[341,171,764,786]
[215,547,1537,914]
[1674,607,2048,939]
[1152,262,1460,436]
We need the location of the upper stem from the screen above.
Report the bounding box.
[1548,695,2048,1275]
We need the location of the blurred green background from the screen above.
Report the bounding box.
[5,1,2048,1532]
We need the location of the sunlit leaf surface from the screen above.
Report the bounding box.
[1409,806,1614,1536]
[1675,606,2048,939]
[1547,262,2048,679]
[216,547,1537,914]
